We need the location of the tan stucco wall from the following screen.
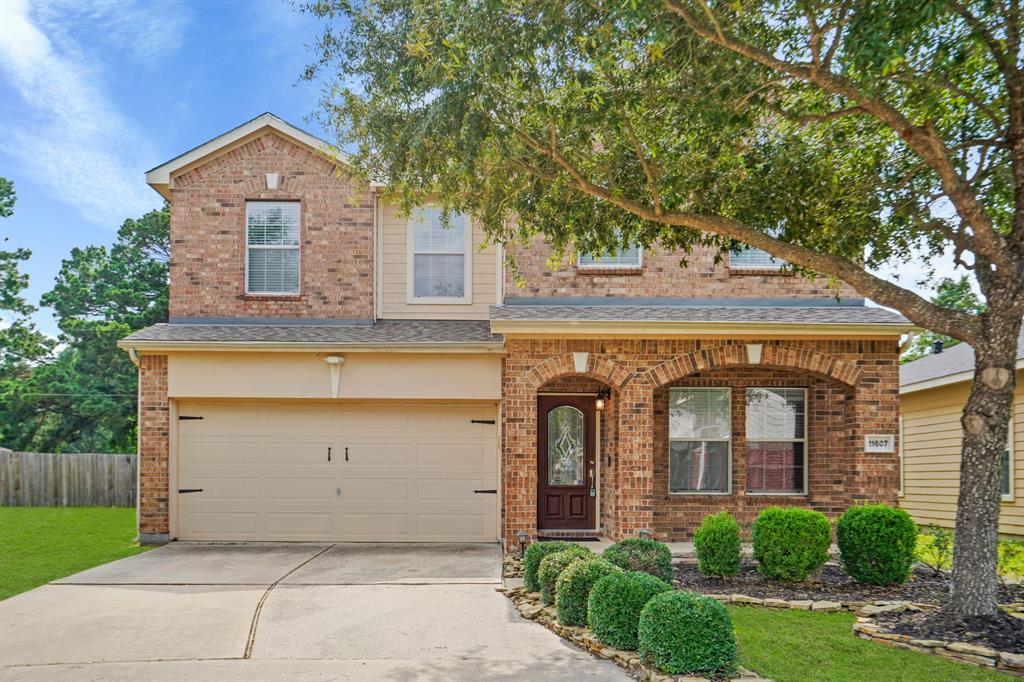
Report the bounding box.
[899,369,1023,537]
[378,201,498,319]
[166,351,502,401]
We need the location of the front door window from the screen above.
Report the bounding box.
[548,406,585,486]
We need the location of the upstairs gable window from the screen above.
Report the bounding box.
[409,208,470,302]
[246,201,300,294]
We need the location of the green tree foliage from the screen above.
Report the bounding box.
[902,276,986,362]
[0,205,168,453]
[304,0,1024,617]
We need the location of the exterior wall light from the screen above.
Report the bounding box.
[595,387,611,411]
[516,531,529,557]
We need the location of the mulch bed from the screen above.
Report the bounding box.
[674,559,1024,606]
[876,609,1024,654]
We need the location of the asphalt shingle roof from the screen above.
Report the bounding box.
[900,326,1024,387]
[122,319,502,345]
[489,304,909,325]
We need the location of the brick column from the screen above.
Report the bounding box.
[612,380,655,538]
[138,354,170,544]
[847,347,901,505]
[502,372,538,553]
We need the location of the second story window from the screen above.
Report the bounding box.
[409,208,469,302]
[579,234,642,269]
[246,201,300,295]
[729,245,782,269]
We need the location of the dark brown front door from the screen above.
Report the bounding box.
[537,395,596,530]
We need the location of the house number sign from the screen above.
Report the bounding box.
[864,434,895,453]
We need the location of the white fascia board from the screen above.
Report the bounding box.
[900,358,1024,394]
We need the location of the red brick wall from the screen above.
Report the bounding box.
[501,338,899,551]
[505,237,859,301]
[138,354,169,537]
[169,131,374,320]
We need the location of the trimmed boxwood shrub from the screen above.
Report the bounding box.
[837,503,918,585]
[588,571,672,650]
[693,511,741,577]
[556,558,623,626]
[523,541,574,592]
[538,546,594,604]
[751,507,831,581]
[638,590,738,676]
[602,537,673,582]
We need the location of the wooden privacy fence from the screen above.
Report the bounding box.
[0,448,136,507]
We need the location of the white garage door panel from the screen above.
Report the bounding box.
[176,402,497,542]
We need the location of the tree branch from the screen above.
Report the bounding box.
[661,0,1009,269]
[622,116,662,215]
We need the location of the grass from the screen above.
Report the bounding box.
[729,606,1010,682]
[0,507,149,600]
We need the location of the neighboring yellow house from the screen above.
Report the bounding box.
[899,330,1024,538]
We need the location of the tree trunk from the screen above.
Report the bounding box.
[949,315,1020,617]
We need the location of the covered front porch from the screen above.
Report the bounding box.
[499,337,901,554]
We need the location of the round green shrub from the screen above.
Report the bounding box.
[638,590,738,676]
[751,507,831,581]
[602,537,673,582]
[693,511,741,577]
[837,503,918,585]
[555,558,623,626]
[523,541,573,592]
[538,546,594,604]
[588,571,672,650]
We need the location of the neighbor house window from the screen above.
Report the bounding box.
[668,388,731,493]
[579,231,642,269]
[246,201,300,294]
[746,388,807,494]
[409,207,469,301]
[1003,419,1015,501]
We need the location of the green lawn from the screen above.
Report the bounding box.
[729,606,1010,682]
[0,507,149,600]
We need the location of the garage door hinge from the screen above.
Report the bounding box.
[470,419,495,424]
[178,488,203,494]
[178,415,204,421]
[473,489,497,494]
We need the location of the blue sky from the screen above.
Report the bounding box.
[1,0,332,336]
[1,0,961,338]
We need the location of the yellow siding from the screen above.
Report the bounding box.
[899,369,1023,537]
[378,201,497,319]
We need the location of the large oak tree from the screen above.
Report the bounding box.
[303,0,1024,616]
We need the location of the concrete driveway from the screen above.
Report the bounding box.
[0,543,627,682]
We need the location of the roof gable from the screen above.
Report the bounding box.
[145,113,348,200]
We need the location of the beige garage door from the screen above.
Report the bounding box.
[175,402,498,542]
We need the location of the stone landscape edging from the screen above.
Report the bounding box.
[500,585,770,682]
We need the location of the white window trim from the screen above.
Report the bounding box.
[1003,417,1015,502]
[406,209,473,304]
[728,246,784,270]
[744,387,809,496]
[245,201,301,296]
[668,387,733,496]
[898,415,905,497]
[577,245,644,270]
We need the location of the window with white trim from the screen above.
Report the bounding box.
[409,208,469,301]
[729,245,783,269]
[579,243,642,269]
[246,202,300,294]
[1003,418,1015,501]
[668,388,731,493]
[745,388,807,494]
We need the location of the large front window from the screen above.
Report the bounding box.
[246,202,300,294]
[409,208,469,301]
[669,388,731,493]
[746,388,807,494]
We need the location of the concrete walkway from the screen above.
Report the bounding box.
[0,543,628,682]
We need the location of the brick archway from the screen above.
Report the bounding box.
[645,343,862,388]
[525,352,633,391]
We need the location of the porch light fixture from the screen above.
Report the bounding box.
[595,387,611,411]
[325,355,345,398]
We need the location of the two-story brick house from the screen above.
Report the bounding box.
[120,113,910,550]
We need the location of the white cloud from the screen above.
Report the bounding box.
[0,0,188,227]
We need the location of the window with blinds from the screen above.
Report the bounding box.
[409,207,468,300]
[745,387,807,494]
[729,245,783,269]
[668,388,732,493]
[246,202,300,294]
[579,232,642,269]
